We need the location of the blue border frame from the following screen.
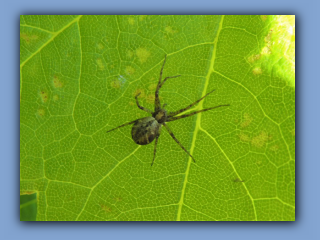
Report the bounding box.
[4,0,319,239]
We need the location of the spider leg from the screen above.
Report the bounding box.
[155,55,167,111]
[151,132,160,166]
[167,104,230,122]
[106,118,142,133]
[159,75,181,89]
[135,93,153,114]
[168,89,216,117]
[163,123,196,163]
[155,74,181,112]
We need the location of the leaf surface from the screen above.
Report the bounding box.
[20,15,295,221]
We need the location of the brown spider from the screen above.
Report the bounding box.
[107,55,229,166]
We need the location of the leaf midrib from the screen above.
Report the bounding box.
[175,15,241,221]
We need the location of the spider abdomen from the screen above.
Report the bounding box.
[131,117,160,145]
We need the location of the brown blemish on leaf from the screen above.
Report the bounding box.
[248,54,261,63]
[239,133,250,142]
[134,89,145,98]
[20,33,38,44]
[252,67,262,75]
[100,204,112,213]
[136,48,150,63]
[38,108,45,117]
[251,131,270,148]
[261,15,268,21]
[53,75,64,88]
[40,90,49,103]
[240,113,253,128]
[146,94,155,104]
[96,58,105,70]
[125,66,135,75]
[111,79,121,89]
[234,178,245,182]
[114,196,122,202]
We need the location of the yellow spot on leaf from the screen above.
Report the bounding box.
[248,54,261,63]
[53,95,59,101]
[253,67,262,75]
[262,46,271,55]
[261,15,268,21]
[129,101,134,106]
[97,42,104,50]
[136,48,150,63]
[111,79,121,89]
[239,133,250,142]
[261,30,273,55]
[53,75,64,88]
[38,108,45,117]
[139,15,147,21]
[146,94,155,103]
[165,26,177,35]
[20,33,38,44]
[40,90,49,103]
[128,17,135,25]
[125,66,135,75]
[270,145,279,152]
[96,58,105,70]
[265,30,273,43]
[251,131,270,148]
[148,83,157,91]
[240,113,253,128]
[134,89,145,98]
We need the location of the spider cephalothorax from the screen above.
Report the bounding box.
[107,55,229,166]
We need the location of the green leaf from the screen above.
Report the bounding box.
[20,193,37,221]
[20,15,295,221]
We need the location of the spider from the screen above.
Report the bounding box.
[107,55,229,166]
